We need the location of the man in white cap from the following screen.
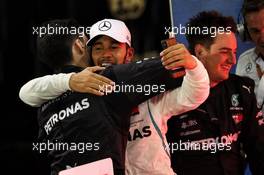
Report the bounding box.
[85,19,134,67]
[20,18,209,175]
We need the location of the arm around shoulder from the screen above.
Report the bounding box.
[153,56,210,117]
[19,73,73,107]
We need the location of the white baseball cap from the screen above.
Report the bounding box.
[87,19,131,46]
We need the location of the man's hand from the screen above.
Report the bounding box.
[160,43,197,70]
[69,66,115,96]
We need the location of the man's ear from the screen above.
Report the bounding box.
[125,47,135,63]
[73,39,86,54]
[194,44,205,57]
[194,44,208,62]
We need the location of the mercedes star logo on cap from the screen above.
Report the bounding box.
[98,21,112,31]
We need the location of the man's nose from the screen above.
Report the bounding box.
[102,48,113,58]
[228,52,236,65]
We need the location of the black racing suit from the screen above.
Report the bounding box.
[166,74,264,175]
[37,58,182,175]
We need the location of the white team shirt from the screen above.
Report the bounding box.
[236,48,264,110]
[125,58,209,175]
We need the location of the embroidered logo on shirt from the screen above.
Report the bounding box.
[44,98,90,135]
[232,113,244,124]
[242,85,251,93]
[231,94,239,107]
[245,62,252,73]
[128,126,152,141]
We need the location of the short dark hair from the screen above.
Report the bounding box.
[36,18,80,71]
[242,0,264,17]
[185,11,237,55]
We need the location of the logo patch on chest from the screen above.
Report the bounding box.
[232,113,244,124]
